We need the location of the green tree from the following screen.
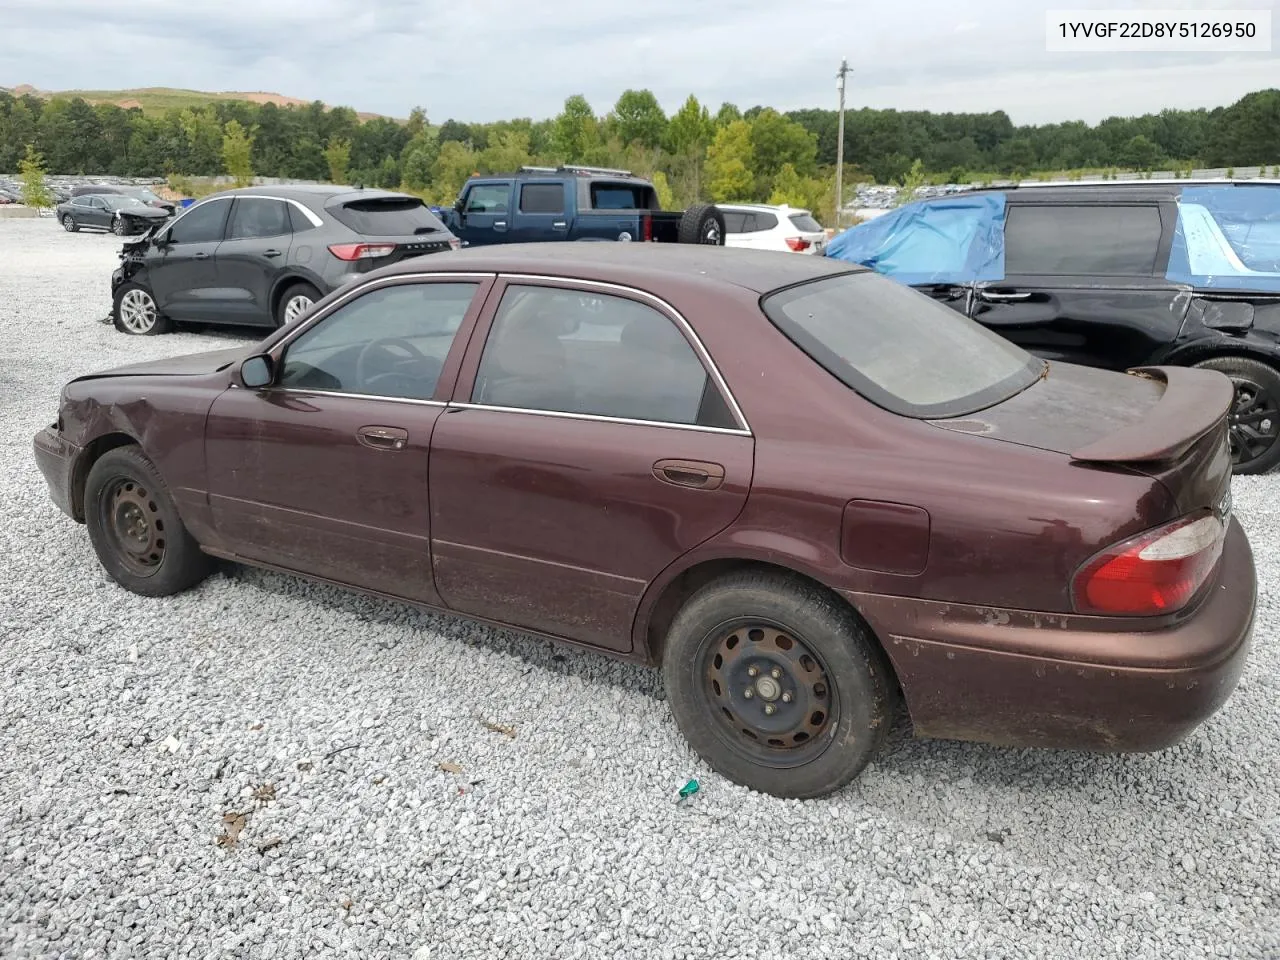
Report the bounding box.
[431,140,479,203]
[664,94,714,156]
[480,130,532,173]
[895,159,927,206]
[607,89,667,149]
[768,162,807,206]
[1121,134,1161,170]
[705,120,755,202]
[405,106,428,140]
[552,94,604,163]
[324,137,352,184]
[222,119,255,186]
[18,144,53,208]
[400,132,440,190]
[749,109,819,181]
[651,170,675,209]
[714,103,742,127]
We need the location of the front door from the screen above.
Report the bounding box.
[454,181,513,247]
[215,197,295,325]
[204,276,492,604]
[150,196,231,323]
[971,201,1186,370]
[429,280,754,652]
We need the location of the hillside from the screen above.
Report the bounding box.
[1,84,391,121]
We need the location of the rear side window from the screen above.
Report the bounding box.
[226,198,291,240]
[752,212,778,231]
[168,198,229,244]
[589,182,659,210]
[519,183,565,214]
[762,271,1044,418]
[789,212,822,232]
[722,211,749,233]
[327,197,446,237]
[472,284,737,428]
[1005,204,1163,276]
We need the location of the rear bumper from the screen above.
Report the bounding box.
[847,518,1256,752]
[33,426,82,521]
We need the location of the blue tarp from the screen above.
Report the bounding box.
[825,193,1006,285]
[1167,184,1280,293]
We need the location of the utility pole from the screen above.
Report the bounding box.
[835,58,850,231]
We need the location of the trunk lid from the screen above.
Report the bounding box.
[930,362,1234,514]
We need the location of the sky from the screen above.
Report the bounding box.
[2,0,1277,126]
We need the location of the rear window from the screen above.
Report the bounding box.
[789,212,822,232]
[761,271,1044,418]
[327,197,445,237]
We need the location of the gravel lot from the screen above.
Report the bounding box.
[1,218,1277,959]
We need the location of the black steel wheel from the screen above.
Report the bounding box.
[662,570,897,799]
[1194,356,1280,475]
[84,445,213,597]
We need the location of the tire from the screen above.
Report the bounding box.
[677,203,726,245]
[62,214,79,233]
[1192,356,1280,475]
[661,570,897,799]
[112,281,171,336]
[275,281,322,327]
[84,446,213,597]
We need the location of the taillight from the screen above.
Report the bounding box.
[641,214,652,242]
[328,242,397,261]
[785,237,811,251]
[1071,511,1226,616]
[448,237,461,250]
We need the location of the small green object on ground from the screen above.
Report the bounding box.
[678,779,699,801]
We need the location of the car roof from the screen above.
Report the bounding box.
[378,242,862,294]
[203,184,413,203]
[946,178,1280,203]
[717,202,807,212]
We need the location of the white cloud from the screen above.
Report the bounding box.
[1,0,1275,124]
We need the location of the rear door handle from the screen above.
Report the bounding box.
[263,248,282,258]
[980,290,1031,301]
[552,221,568,230]
[357,425,408,451]
[493,220,508,231]
[653,458,725,490]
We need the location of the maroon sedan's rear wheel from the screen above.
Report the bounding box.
[662,570,897,799]
[84,446,213,597]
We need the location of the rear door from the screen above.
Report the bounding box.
[510,181,570,242]
[149,196,231,322]
[214,197,294,325]
[971,201,1183,370]
[428,278,754,652]
[86,196,111,228]
[453,181,513,246]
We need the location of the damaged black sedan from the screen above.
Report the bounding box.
[827,180,1280,474]
[57,194,170,237]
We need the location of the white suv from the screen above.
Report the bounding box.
[719,203,828,254]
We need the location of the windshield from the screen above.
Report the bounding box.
[761,271,1045,418]
[111,197,150,209]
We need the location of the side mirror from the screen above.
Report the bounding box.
[239,354,274,389]
[453,196,465,212]
[153,228,171,247]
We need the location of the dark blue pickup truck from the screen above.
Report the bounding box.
[439,165,727,247]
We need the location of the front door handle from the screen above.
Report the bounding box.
[493,220,508,231]
[193,252,210,260]
[357,425,408,451]
[653,458,725,490]
[263,248,282,258]
[552,221,568,230]
[980,290,1031,301]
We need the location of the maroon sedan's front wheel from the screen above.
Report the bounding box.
[84,446,213,597]
[662,570,898,799]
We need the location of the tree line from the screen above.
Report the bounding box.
[2,86,1277,223]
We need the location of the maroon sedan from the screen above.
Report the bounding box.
[34,244,1255,798]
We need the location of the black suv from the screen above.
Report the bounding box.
[111,185,459,336]
[827,180,1280,473]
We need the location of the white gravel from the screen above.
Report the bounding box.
[1,217,1277,959]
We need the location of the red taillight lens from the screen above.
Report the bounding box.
[1071,512,1226,616]
[448,237,461,250]
[642,214,652,242]
[327,242,397,261]
[785,237,811,251]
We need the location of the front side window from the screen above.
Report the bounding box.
[1004,204,1163,276]
[168,199,229,244]
[278,282,479,400]
[464,184,510,214]
[472,285,737,428]
[226,198,291,240]
[762,270,1044,418]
